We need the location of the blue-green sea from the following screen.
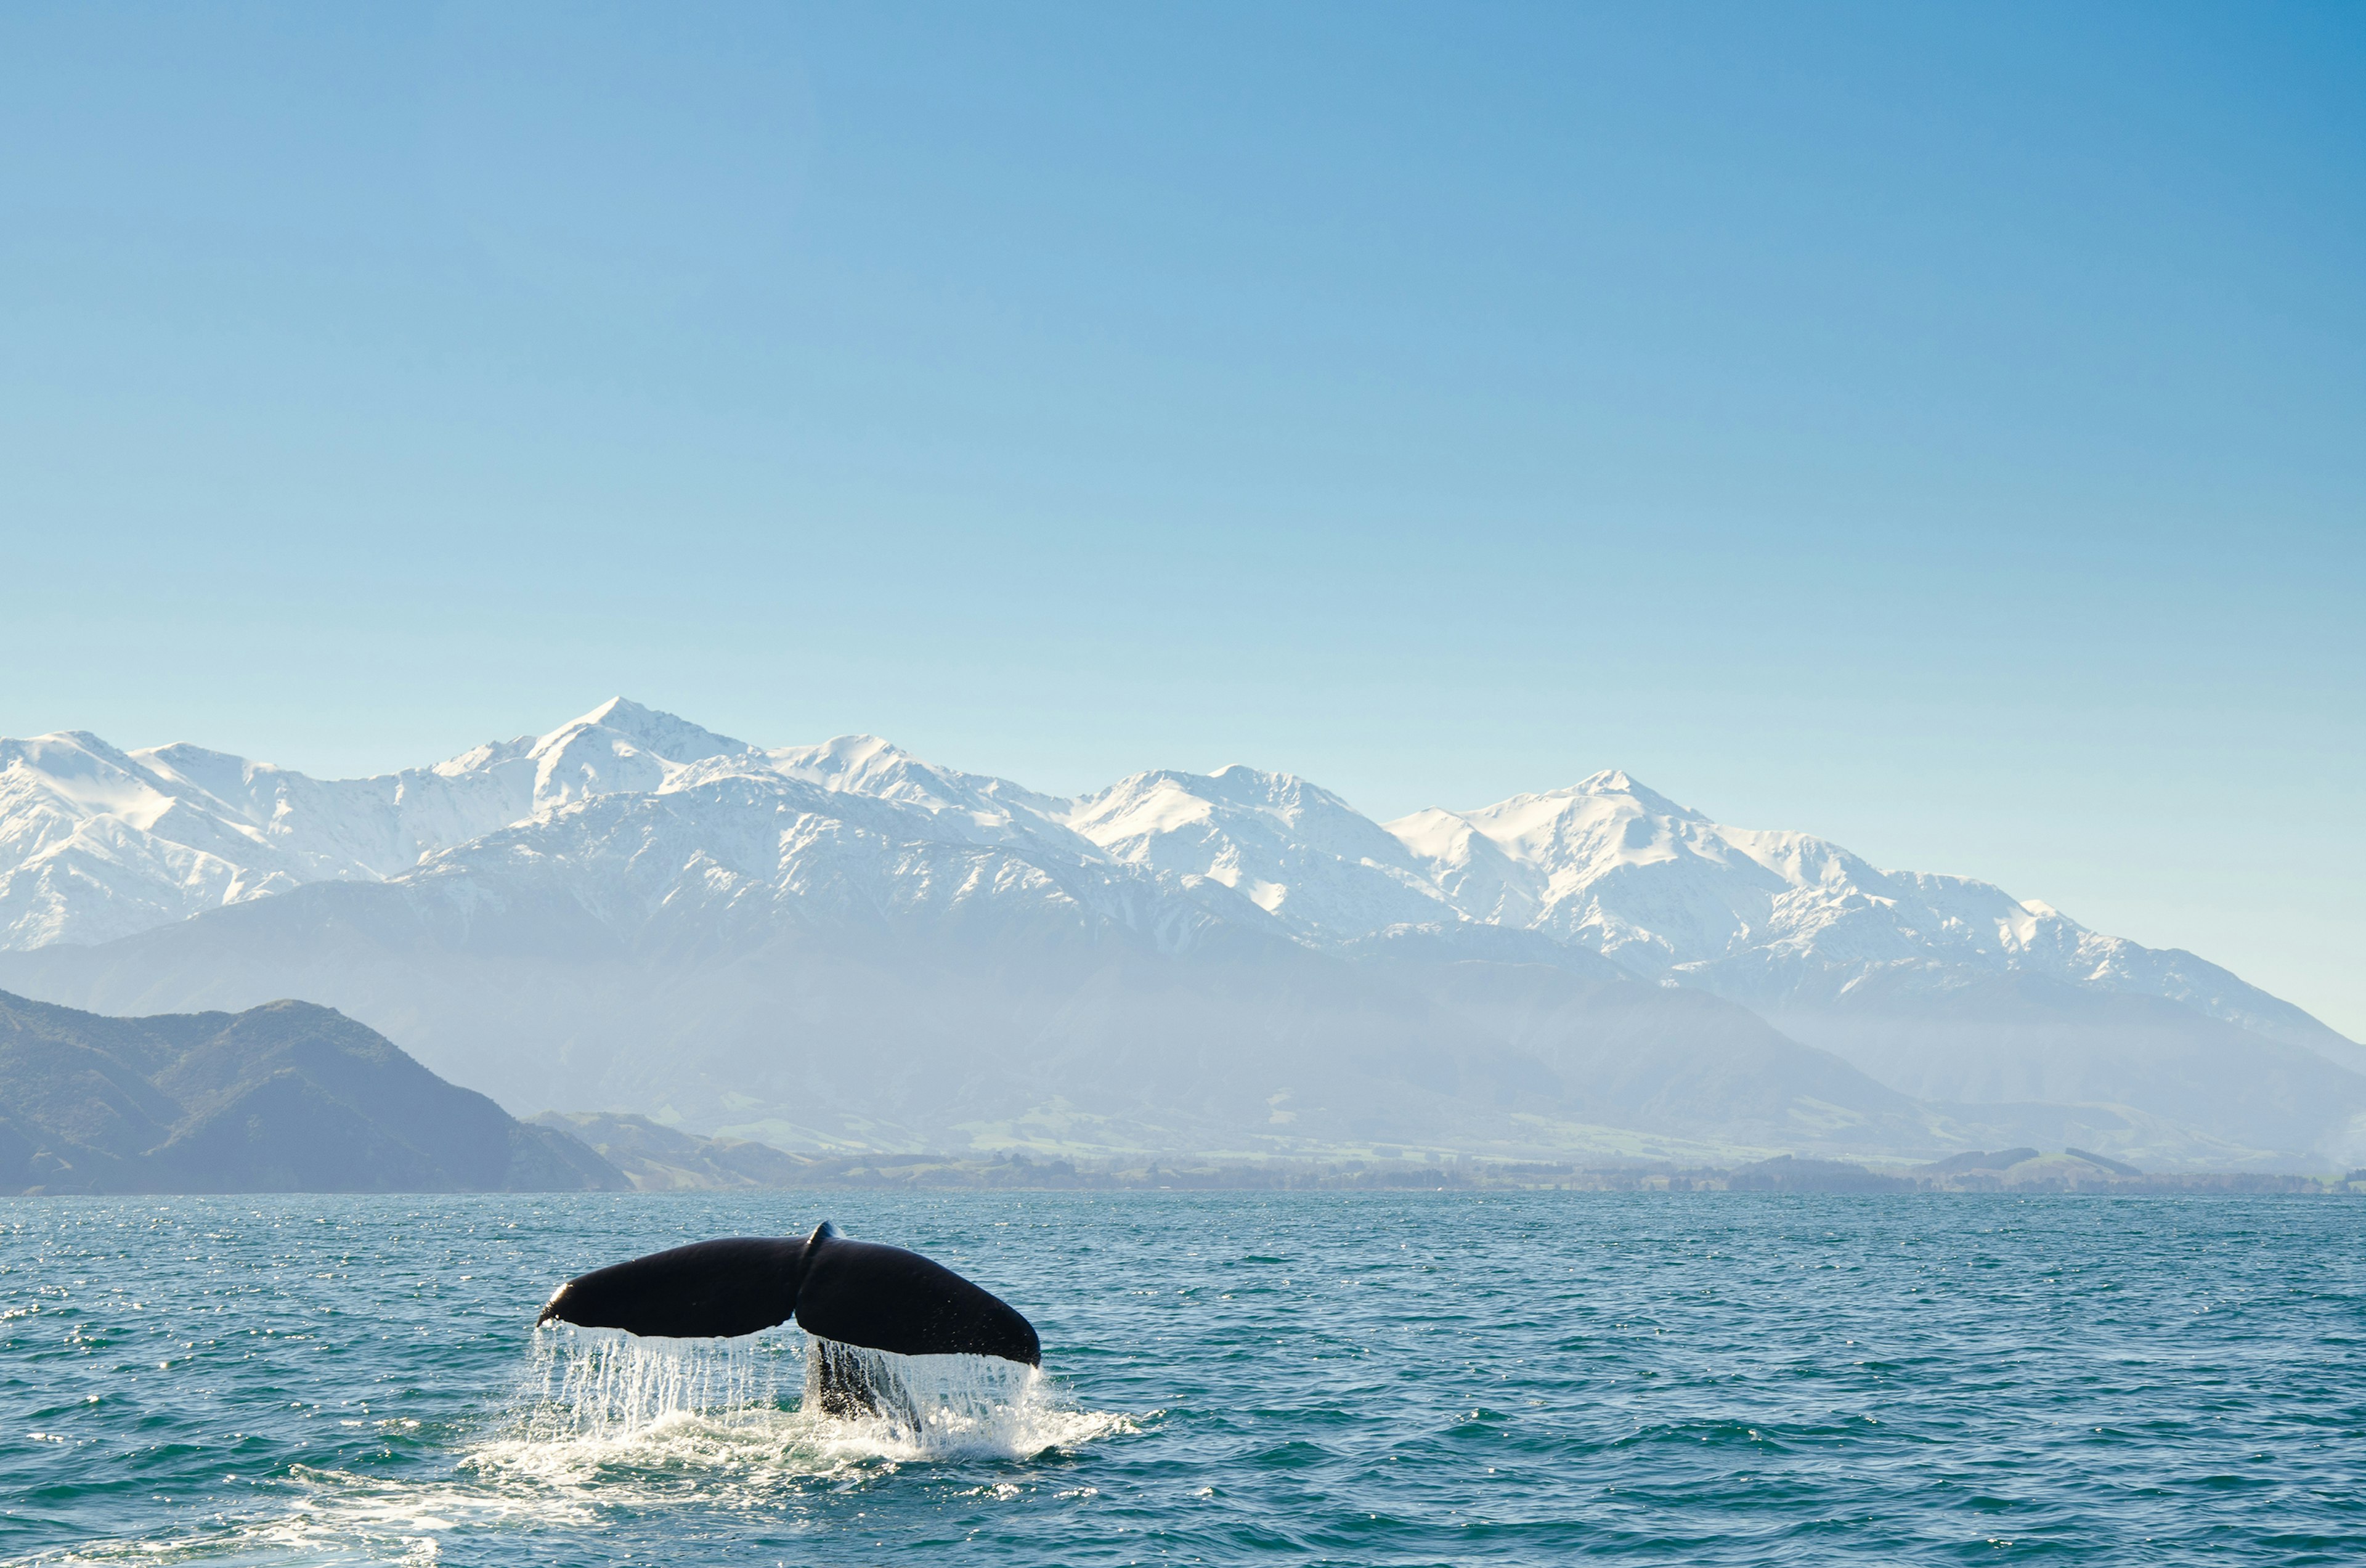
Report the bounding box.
[4,1192,2362,1565]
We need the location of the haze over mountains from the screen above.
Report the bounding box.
[1,699,2359,1170]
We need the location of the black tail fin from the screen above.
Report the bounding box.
[536,1237,803,1339]
[795,1222,1040,1365]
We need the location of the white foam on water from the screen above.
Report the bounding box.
[20,1331,1130,1567]
[23,1466,602,1567]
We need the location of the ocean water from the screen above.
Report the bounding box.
[2,1192,2362,1566]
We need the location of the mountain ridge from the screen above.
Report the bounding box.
[2,699,2354,1168]
[4,697,2341,1047]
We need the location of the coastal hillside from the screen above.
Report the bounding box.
[0,991,627,1195]
[531,1111,815,1190]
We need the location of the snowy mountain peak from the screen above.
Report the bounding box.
[534,698,754,766]
[766,733,919,793]
[0,705,2348,1071]
[135,742,277,800]
[1069,766,1453,935]
[1564,769,1704,820]
[758,734,1080,851]
[1200,764,1368,820]
[1079,765,1366,831]
[3,732,160,823]
[430,737,534,780]
[1068,770,1221,841]
[524,698,758,810]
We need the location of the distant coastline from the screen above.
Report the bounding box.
[596,1148,2366,1196]
[13,990,2362,1200]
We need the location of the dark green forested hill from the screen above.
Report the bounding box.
[0,991,627,1195]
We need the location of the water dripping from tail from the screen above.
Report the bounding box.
[516,1326,792,1442]
[803,1338,1055,1455]
[492,1325,1129,1474]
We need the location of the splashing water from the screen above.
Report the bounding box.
[9,1321,1126,1564]
[803,1338,1067,1458]
[461,1324,1125,1490]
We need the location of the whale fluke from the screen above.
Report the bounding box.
[794,1226,1040,1365]
[536,1221,1040,1366]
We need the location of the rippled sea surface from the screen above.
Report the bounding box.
[4,1192,2363,1565]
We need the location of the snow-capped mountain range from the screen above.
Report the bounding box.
[2,699,2357,1168]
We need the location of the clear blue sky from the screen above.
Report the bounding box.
[2,3,2360,1032]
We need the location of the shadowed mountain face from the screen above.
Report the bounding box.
[1731,962,2366,1164]
[0,991,627,1195]
[1,699,2358,1169]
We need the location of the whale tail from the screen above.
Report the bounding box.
[536,1221,1041,1367]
